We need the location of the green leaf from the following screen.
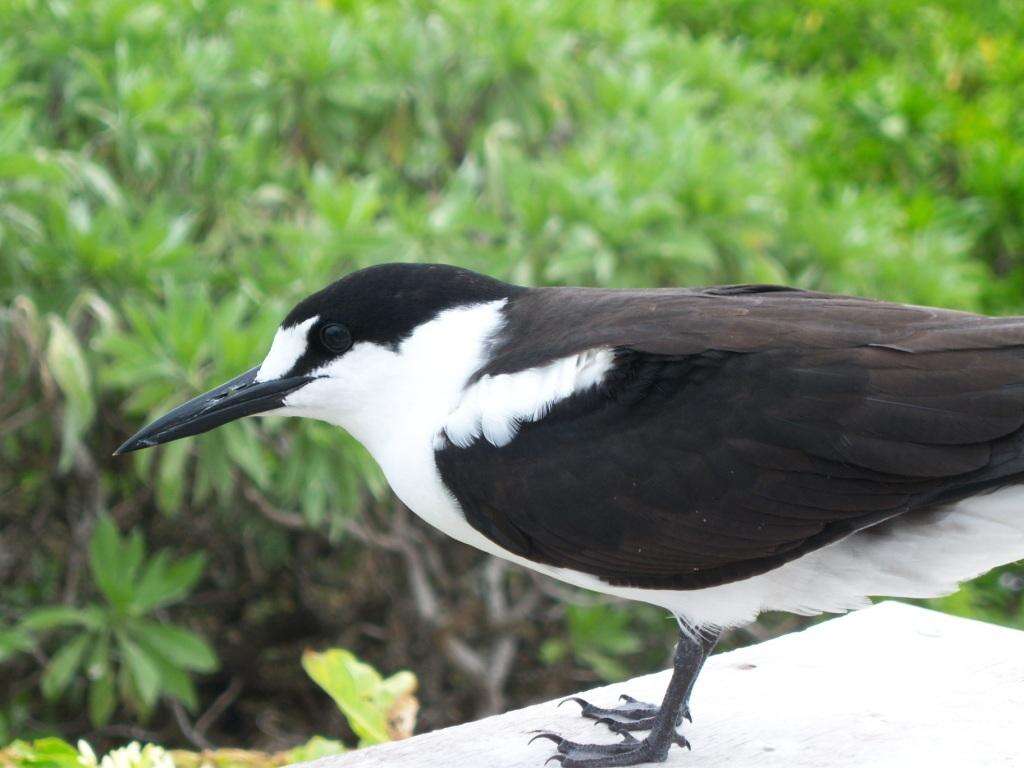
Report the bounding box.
[88,673,117,727]
[130,551,205,613]
[85,632,111,679]
[155,439,190,513]
[19,605,103,633]
[379,670,417,701]
[3,737,83,768]
[119,636,162,709]
[128,619,218,672]
[0,627,35,663]
[45,316,96,473]
[222,421,270,488]
[88,515,132,609]
[41,633,91,701]
[122,529,146,584]
[302,648,415,746]
[147,654,199,711]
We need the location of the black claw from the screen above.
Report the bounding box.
[530,732,565,747]
[673,732,691,750]
[560,696,589,710]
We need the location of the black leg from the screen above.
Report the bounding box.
[533,623,721,767]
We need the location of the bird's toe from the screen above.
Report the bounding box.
[538,731,675,767]
[566,694,691,732]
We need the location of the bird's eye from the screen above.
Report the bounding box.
[318,322,352,354]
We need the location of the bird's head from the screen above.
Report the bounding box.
[114,263,517,456]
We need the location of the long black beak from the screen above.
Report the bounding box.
[114,366,314,455]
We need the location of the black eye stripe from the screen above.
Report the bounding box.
[318,322,353,354]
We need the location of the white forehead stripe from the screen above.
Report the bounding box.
[255,316,318,382]
[443,348,615,448]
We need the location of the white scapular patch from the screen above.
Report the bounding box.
[255,316,318,382]
[442,348,616,448]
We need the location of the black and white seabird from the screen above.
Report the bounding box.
[116,263,1024,766]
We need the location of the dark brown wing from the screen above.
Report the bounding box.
[436,286,1024,590]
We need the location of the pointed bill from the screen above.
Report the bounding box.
[114,366,314,455]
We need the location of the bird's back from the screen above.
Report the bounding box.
[435,285,1024,607]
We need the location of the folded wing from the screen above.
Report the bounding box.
[435,286,1024,589]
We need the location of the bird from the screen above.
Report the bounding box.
[116,262,1024,767]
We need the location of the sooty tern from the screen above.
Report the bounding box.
[117,263,1024,766]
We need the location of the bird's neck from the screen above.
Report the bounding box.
[330,300,508,461]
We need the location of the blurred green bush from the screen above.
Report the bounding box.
[3,515,215,727]
[2,0,1022,752]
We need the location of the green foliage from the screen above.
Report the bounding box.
[540,604,671,682]
[0,738,84,768]
[2,0,1023,750]
[0,737,345,768]
[654,0,1024,311]
[301,648,417,747]
[10,517,215,727]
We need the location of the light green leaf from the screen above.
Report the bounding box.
[85,632,111,679]
[128,619,218,672]
[302,648,416,746]
[147,655,199,711]
[379,670,417,701]
[41,633,92,701]
[88,515,132,609]
[0,627,35,663]
[122,529,146,584]
[88,673,117,727]
[156,439,191,513]
[3,737,82,768]
[45,316,95,472]
[79,160,125,208]
[119,636,162,709]
[19,605,103,633]
[222,422,270,488]
[130,551,205,613]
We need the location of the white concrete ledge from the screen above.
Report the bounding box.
[295,602,1024,768]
